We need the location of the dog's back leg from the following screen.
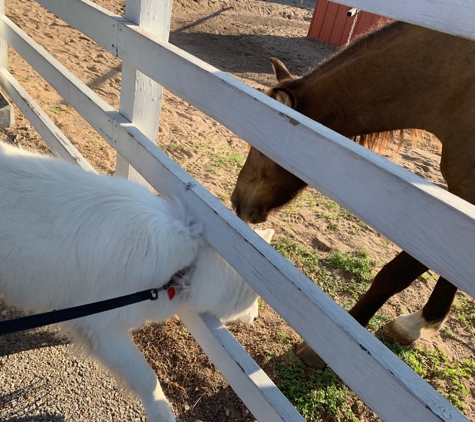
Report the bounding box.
[90,330,175,422]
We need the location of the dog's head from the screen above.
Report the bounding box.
[178,228,275,324]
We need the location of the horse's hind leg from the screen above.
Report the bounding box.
[296,251,428,368]
[382,276,457,344]
[349,250,428,326]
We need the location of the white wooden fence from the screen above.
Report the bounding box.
[0,0,473,421]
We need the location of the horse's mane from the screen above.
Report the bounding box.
[355,129,441,157]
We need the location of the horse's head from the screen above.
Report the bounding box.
[230,58,307,224]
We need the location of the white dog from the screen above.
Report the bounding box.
[0,141,274,421]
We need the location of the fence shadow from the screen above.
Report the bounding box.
[1,415,65,422]
[263,0,316,10]
[169,31,334,79]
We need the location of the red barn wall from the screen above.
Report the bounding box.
[308,0,391,47]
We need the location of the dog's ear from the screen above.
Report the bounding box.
[254,228,275,243]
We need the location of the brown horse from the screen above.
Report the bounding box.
[231,21,475,366]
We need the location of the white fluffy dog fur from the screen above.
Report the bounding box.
[0,141,274,421]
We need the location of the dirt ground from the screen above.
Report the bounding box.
[1,0,475,421]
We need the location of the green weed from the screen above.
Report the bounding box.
[367,312,392,332]
[276,350,359,421]
[207,151,244,168]
[283,203,299,216]
[420,272,438,282]
[452,295,475,329]
[325,248,378,284]
[49,104,68,115]
[273,236,320,275]
[276,332,291,344]
[440,326,455,339]
[385,342,475,410]
[273,236,352,298]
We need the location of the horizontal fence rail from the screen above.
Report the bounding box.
[332,0,475,40]
[0,0,472,421]
[0,68,94,171]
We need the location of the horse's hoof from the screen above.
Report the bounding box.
[295,341,327,369]
[380,316,421,345]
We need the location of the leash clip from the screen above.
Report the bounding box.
[149,288,159,301]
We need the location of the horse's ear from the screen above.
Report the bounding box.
[272,88,296,109]
[270,57,293,82]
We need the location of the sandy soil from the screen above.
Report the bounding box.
[1,0,474,421]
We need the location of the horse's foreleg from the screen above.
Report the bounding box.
[296,251,428,368]
[349,251,428,326]
[382,277,457,344]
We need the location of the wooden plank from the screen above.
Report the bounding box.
[0,0,6,67]
[116,0,171,185]
[0,68,95,171]
[31,1,475,300]
[1,8,469,422]
[329,0,475,40]
[179,311,305,422]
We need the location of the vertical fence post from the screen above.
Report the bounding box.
[0,0,14,128]
[116,0,173,185]
[0,0,6,68]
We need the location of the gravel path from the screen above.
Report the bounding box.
[0,301,148,421]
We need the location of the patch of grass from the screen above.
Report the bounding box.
[420,272,438,282]
[315,210,331,219]
[452,295,475,329]
[283,203,299,217]
[324,200,337,211]
[314,209,340,231]
[367,312,392,332]
[207,151,244,169]
[440,326,455,339]
[301,190,322,209]
[325,248,378,284]
[276,332,291,345]
[384,341,475,410]
[312,199,366,232]
[49,104,68,115]
[337,208,361,223]
[283,196,304,216]
[276,350,359,421]
[273,236,320,275]
[272,236,360,298]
